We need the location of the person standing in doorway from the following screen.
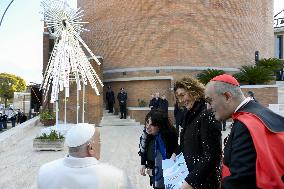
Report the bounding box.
[117,88,128,119]
[106,86,115,113]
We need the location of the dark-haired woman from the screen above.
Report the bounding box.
[138,109,178,189]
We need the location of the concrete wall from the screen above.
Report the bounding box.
[0,116,40,152]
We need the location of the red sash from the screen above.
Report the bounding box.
[222,112,284,189]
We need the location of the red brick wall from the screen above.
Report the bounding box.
[78,0,274,70]
[128,86,278,125]
[128,109,174,125]
[103,79,173,108]
[42,30,51,110]
[43,1,275,124]
[241,86,278,107]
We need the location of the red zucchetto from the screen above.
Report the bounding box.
[210,74,240,86]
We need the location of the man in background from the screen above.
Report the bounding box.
[117,88,128,119]
[106,86,115,113]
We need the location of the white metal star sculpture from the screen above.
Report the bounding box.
[41,0,103,104]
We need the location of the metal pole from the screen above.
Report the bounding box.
[55,94,59,127]
[23,95,25,114]
[0,0,15,28]
[64,91,67,125]
[76,78,79,124]
[82,83,85,123]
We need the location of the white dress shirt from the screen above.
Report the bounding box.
[234,97,253,113]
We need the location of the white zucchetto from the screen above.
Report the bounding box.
[65,123,95,147]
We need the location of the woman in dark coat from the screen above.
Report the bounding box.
[138,109,178,189]
[173,76,222,189]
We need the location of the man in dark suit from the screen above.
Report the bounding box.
[106,86,115,113]
[2,113,8,129]
[159,94,168,113]
[149,94,155,109]
[117,88,127,119]
[151,92,161,110]
[205,74,284,189]
[0,113,3,131]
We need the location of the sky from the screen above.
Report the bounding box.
[0,0,283,84]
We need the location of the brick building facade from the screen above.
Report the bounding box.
[43,0,275,124]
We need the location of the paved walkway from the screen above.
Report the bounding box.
[100,126,151,189]
[0,123,151,189]
[0,124,66,189]
[0,120,231,189]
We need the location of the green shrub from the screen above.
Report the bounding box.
[35,130,64,140]
[138,99,147,107]
[258,58,282,74]
[233,65,274,85]
[196,69,225,85]
[40,110,56,121]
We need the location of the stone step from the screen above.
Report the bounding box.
[103,114,131,118]
[100,109,139,126]
[102,115,119,119]
[99,121,140,127]
[100,119,136,124]
[101,116,131,120]
[101,117,135,122]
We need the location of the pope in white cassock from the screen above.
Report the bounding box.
[37,124,132,189]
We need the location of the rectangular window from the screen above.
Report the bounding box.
[275,35,283,59]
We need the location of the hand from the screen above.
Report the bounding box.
[140,165,146,176]
[170,153,177,162]
[146,168,153,176]
[180,181,193,189]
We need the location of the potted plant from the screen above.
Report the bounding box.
[33,130,65,151]
[40,110,56,126]
[138,99,147,107]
